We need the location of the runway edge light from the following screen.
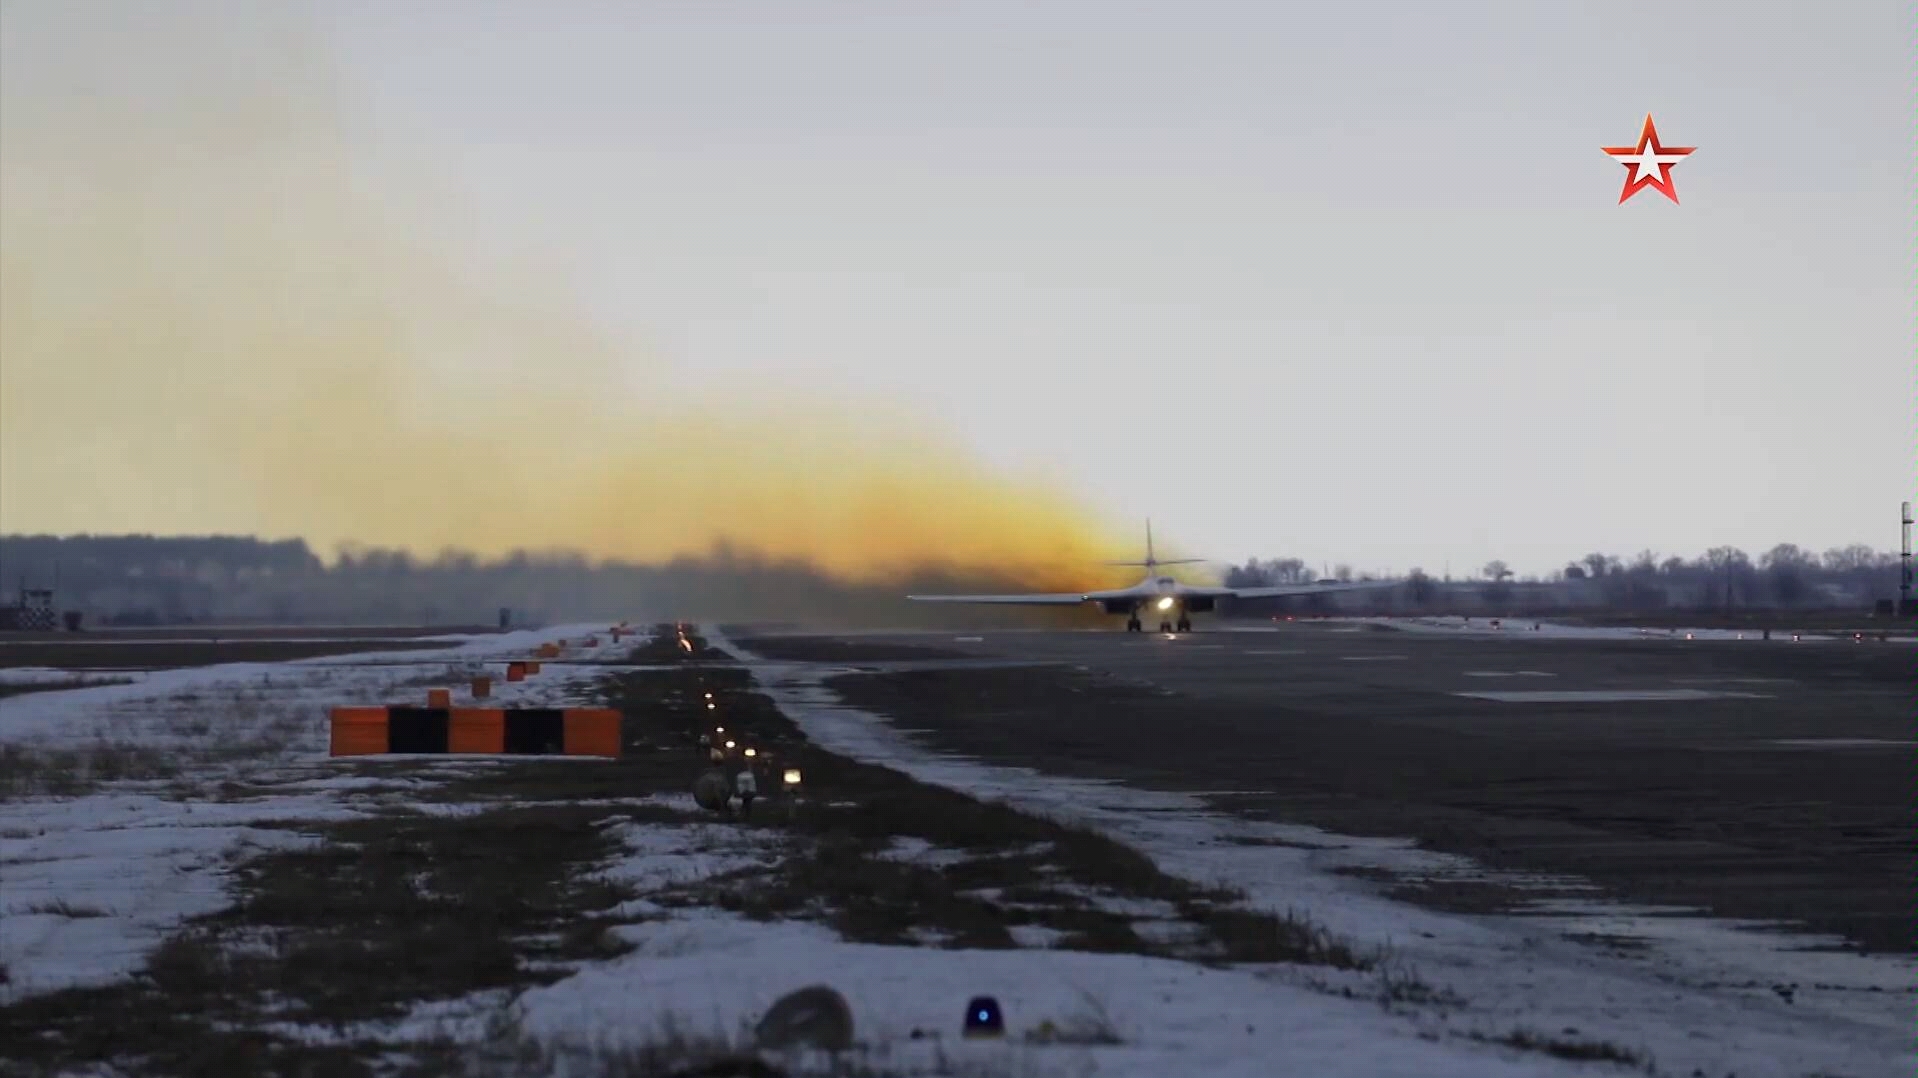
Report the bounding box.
[963,996,1004,1038]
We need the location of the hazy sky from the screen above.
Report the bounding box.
[2,1,1910,578]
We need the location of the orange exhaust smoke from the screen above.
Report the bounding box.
[0,7,1134,588]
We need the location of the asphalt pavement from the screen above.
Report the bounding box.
[733,622,1912,953]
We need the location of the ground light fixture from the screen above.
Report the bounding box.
[782,768,802,787]
[963,996,1004,1038]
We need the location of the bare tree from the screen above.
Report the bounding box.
[1580,552,1611,579]
[1762,543,1816,605]
[1482,560,1513,581]
[1822,543,1879,573]
[1701,546,1753,608]
[1405,567,1437,606]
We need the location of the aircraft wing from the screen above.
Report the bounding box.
[906,592,1087,605]
[1229,580,1400,600]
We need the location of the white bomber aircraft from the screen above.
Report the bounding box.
[908,521,1397,633]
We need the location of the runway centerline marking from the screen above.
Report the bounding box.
[1242,649,1308,656]
[1340,655,1407,661]
[1463,670,1558,678]
[1456,689,1773,703]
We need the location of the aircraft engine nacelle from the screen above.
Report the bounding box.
[1100,599,1135,615]
[1184,596,1216,613]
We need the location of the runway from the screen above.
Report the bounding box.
[732,622,1912,953]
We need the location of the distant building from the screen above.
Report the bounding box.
[0,586,57,631]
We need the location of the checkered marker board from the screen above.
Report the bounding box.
[329,707,621,757]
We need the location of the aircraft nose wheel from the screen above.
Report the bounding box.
[1158,621,1174,634]
[1176,617,1192,633]
[1126,617,1142,633]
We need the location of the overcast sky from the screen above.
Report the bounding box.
[2,1,1910,576]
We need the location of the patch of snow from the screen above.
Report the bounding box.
[874,836,972,869]
[0,623,632,749]
[596,819,786,897]
[1351,616,1904,644]
[0,790,364,999]
[515,914,1591,1078]
[1767,738,1910,750]
[1009,924,1068,949]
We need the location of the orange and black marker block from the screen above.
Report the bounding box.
[329,706,390,756]
[329,707,622,758]
[426,688,452,708]
[471,675,492,698]
[525,660,542,674]
[505,662,527,682]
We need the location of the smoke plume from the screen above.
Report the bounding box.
[0,4,1132,590]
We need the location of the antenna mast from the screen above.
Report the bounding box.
[1901,501,1912,614]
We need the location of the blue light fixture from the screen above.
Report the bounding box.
[963,995,1004,1038]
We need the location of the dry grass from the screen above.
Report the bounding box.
[0,676,136,700]
[0,740,181,801]
[21,900,110,919]
[610,626,1372,971]
[1465,1028,1653,1070]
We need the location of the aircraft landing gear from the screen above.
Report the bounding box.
[1158,620,1174,634]
[1125,617,1142,633]
[1176,616,1192,633]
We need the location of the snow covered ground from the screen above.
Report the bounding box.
[0,622,627,999]
[3,620,1910,1077]
[0,624,629,749]
[518,918,1581,1078]
[705,625,1915,1078]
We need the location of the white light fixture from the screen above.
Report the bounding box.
[782,768,802,786]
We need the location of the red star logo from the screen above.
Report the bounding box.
[1602,114,1695,205]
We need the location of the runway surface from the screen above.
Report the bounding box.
[733,623,1912,953]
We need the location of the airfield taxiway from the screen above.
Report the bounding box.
[732,622,1911,954]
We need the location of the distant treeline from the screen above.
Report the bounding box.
[1221,544,1904,613]
[0,534,1089,628]
[0,534,1904,627]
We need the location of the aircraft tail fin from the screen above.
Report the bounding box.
[1102,519,1206,568]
